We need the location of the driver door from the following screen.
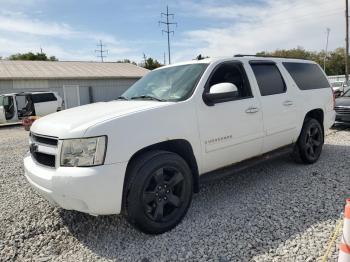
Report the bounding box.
[196,61,264,173]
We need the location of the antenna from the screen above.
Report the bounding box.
[95,40,108,62]
[159,5,177,64]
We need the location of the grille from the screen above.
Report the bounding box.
[30,133,58,168]
[30,133,58,146]
[335,106,350,114]
[32,152,56,167]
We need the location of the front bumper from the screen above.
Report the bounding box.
[24,153,128,215]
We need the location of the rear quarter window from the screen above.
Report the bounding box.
[32,93,57,103]
[283,62,330,90]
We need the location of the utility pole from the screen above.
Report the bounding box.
[95,40,108,62]
[323,28,331,72]
[346,0,349,82]
[163,52,166,65]
[159,6,177,64]
[143,53,147,67]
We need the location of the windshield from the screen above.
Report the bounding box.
[121,63,208,102]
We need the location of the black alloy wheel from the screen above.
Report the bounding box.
[142,167,185,223]
[294,118,324,164]
[125,150,193,234]
[304,124,323,159]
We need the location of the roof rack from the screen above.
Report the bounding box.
[234,54,310,60]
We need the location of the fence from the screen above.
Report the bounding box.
[328,75,346,83]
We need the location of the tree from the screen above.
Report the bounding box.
[116,59,137,65]
[142,57,162,70]
[8,52,58,61]
[256,47,347,76]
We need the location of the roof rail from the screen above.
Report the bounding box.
[234,54,258,57]
[234,54,310,60]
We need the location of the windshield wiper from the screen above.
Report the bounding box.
[129,95,165,102]
[117,96,129,100]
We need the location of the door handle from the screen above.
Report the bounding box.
[245,107,259,114]
[283,100,293,106]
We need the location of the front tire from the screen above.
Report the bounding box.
[124,150,193,234]
[294,118,324,164]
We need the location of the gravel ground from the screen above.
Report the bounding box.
[0,125,349,261]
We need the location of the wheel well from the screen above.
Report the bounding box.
[125,139,200,194]
[305,109,324,127]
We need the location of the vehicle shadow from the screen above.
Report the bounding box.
[59,143,350,261]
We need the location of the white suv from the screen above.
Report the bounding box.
[24,56,335,234]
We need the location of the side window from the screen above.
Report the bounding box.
[283,62,330,90]
[207,62,252,99]
[250,62,286,96]
[32,93,57,103]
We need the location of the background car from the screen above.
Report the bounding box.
[0,91,63,127]
[335,89,350,123]
[331,81,346,98]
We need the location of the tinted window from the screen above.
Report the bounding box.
[207,62,252,99]
[283,62,330,90]
[32,93,57,103]
[250,62,286,96]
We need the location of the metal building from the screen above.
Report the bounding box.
[0,61,149,108]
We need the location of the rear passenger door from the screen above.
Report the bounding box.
[249,61,297,153]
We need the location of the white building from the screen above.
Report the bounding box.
[0,60,149,108]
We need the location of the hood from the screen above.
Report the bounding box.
[335,97,350,107]
[31,100,172,138]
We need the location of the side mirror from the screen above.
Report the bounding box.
[209,82,238,94]
[203,83,239,105]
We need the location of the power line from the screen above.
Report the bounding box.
[159,5,177,64]
[95,40,108,62]
[236,10,342,31]
[263,0,338,18]
[251,7,342,28]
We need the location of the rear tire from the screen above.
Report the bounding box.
[293,118,324,164]
[124,150,193,234]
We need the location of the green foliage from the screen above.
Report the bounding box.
[116,59,137,65]
[8,52,58,61]
[142,57,163,70]
[256,47,346,76]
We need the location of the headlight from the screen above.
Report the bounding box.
[60,136,107,167]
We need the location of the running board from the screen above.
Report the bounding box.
[199,144,294,184]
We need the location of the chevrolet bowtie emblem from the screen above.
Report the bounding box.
[30,143,38,154]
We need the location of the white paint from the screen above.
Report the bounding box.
[25,56,336,215]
